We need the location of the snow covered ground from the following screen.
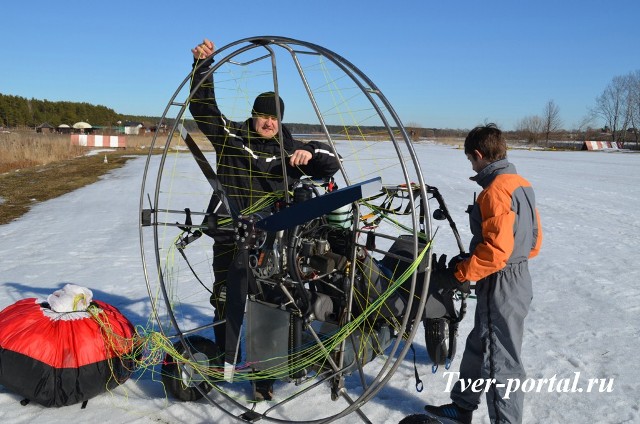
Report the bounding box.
[1,143,639,423]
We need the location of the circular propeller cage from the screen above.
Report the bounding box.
[139,36,433,423]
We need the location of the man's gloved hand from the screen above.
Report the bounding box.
[430,266,471,294]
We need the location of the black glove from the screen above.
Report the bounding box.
[430,267,471,294]
[447,252,470,269]
[431,253,448,271]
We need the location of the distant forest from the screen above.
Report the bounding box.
[0,92,618,144]
[0,93,158,129]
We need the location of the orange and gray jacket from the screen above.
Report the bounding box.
[455,159,542,283]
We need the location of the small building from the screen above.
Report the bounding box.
[72,122,93,134]
[36,122,55,133]
[123,121,144,135]
[149,123,168,134]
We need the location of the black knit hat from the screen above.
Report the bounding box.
[252,91,285,119]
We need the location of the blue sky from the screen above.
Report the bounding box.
[1,0,638,130]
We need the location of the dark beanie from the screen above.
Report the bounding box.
[252,91,285,119]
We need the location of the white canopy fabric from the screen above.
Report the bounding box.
[72,122,92,129]
[58,124,70,128]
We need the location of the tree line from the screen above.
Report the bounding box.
[0,93,154,129]
[514,70,640,148]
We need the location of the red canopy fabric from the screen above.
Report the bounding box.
[0,298,136,407]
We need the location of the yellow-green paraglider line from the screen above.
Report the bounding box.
[149,190,433,380]
[95,237,432,403]
[361,200,430,242]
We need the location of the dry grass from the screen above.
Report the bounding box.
[0,131,87,174]
[0,130,162,173]
[0,131,153,225]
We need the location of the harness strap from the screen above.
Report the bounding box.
[410,344,424,392]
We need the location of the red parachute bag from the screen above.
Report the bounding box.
[0,291,136,407]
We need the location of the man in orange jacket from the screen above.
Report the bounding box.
[425,124,542,424]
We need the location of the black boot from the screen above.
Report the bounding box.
[253,378,275,401]
[399,413,442,424]
[423,403,473,424]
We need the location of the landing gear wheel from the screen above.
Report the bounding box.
[161,335,220,402]
[424,318,457,366]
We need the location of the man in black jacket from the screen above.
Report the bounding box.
[189,38,341,397]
